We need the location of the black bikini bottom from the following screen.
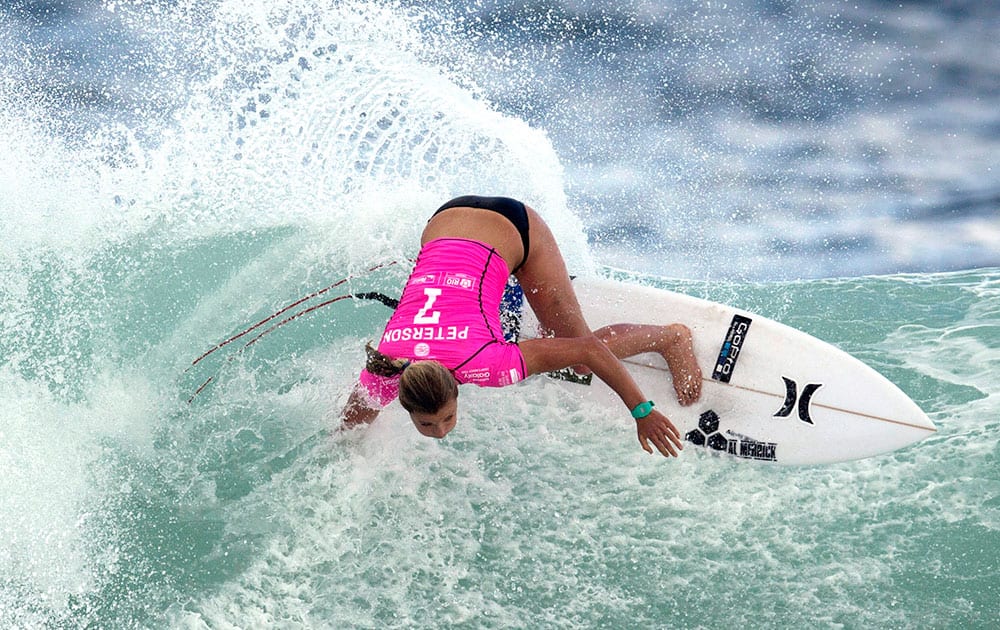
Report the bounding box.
[432,195,530,273]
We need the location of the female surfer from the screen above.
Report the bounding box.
[341,196,702,457]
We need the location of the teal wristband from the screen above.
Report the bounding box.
[631,400,655,420]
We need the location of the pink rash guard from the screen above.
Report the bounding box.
[358,237,526,407]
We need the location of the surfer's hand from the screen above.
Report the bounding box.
[636,411,683,457]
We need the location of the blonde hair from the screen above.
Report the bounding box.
[365,343,458,414]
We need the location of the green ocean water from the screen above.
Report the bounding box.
[2,0,998,627]
[2,218,997,627]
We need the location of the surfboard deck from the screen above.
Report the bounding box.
[520,277,936,465]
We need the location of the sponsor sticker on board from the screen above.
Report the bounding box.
[712,314,752,383]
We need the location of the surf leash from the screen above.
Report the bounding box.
[188,260,401,370]
[186,262,403,403]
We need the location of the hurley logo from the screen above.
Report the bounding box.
[774,377,823,425]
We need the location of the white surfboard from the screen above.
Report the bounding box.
[520,277,936,465]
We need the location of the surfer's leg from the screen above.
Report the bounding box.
[595,323,702,406]
[514,206,591,339]
[514,206,701,403]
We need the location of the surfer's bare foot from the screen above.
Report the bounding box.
[660,324,702,406]
[594,322,702,405]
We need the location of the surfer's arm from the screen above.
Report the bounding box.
[519,336,682,457]
[340,385,381,428]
